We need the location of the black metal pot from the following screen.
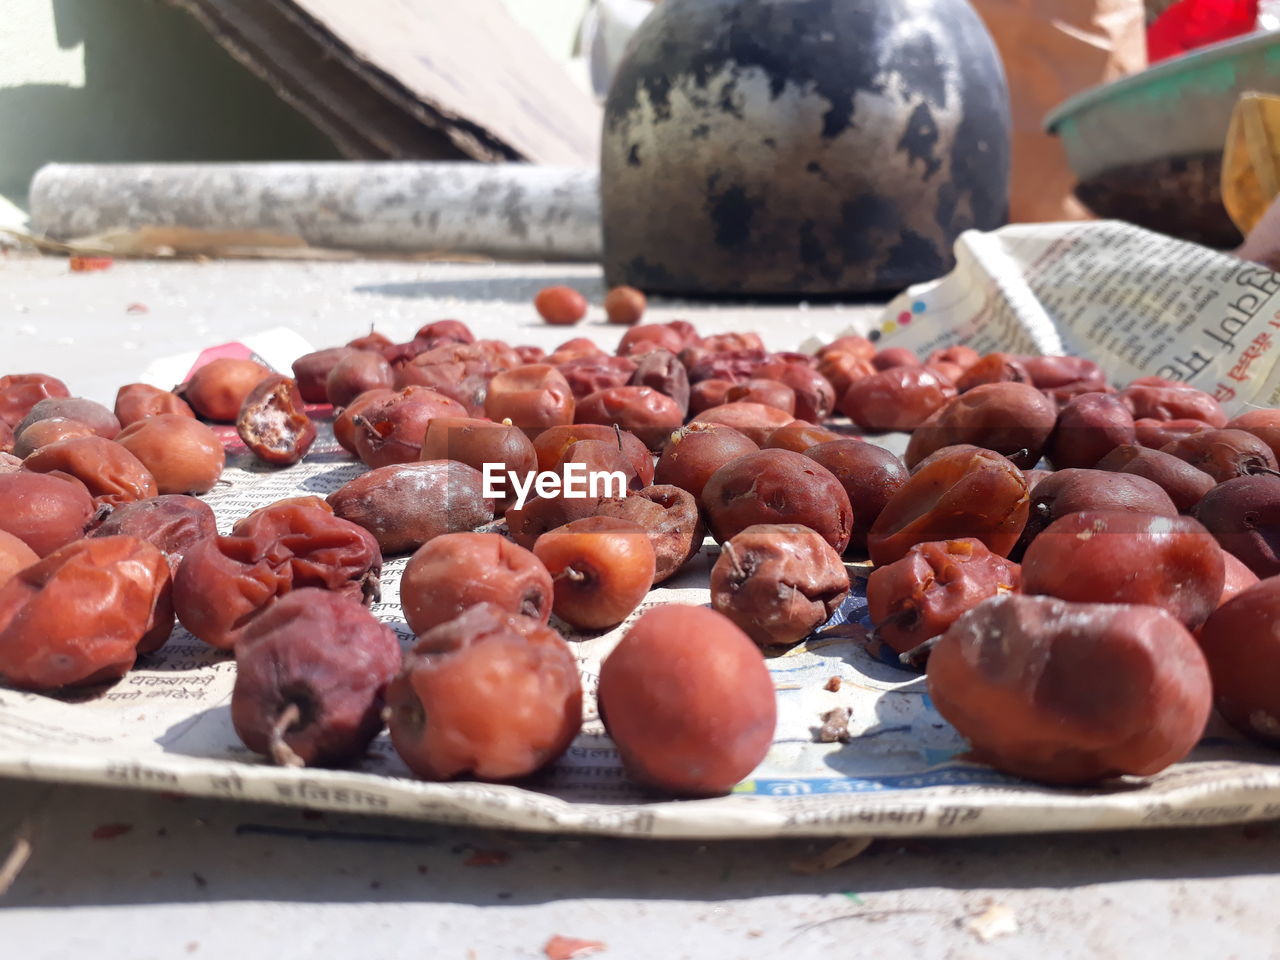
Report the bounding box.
[600,0,1011,296]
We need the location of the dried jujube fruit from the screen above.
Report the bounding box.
[114,383,195,428]
[803,439,908,556]
[504,493,603,551]
[180,357,274,422]
[532,423,653,485]
[598,605,776,795]
[535,285,588,325]
[702,449,852,554]
[629,348,690,415]
[0,536,173,690]
[1045,392,1136,470]
[399,532,553,636]
[1160,429,1279,483]
[1013,468,1177,555]
[173,500,382,650]
[352,387,468,468]
[1022,511,1224,629]
[617,323,685,357]
[291,347,357,404]
[12,418,97,458]
[420,416,537,511]
[484,364,576,433]
[325,350,394,408]
[654,423,759,501]
[332,388,392,455]
[871,346,919,370]
[16,397,120,440]
[753,359,836,423]
[867,447,1029,565]
[0,373,70,428]
[1227,409,1280,463]
[954,353,1030,391]
[711,523,849,647]
[724,379,796,416]
[0,471,96,556]
[231,589,401,768]
[762,420,843,454]
[905,382,1057,470]
[595,485,705,583]
[688,379,735,415]
[533,516,655,630]
[1194,475,1280,578]
[604,286,646,325]
[575,385,684,451]
[927,594,1211,784]
[116,414,225,494]
[839,367,956,431]
[234,375,316,466]
[386,603,582,780]
[866,538,1019,658]
[91,495,217,573]
[1197,577,1280,745]
[1119,378,1226,427]
[0,420,10,455]
[1134,417,1210,450]
[0,531,37,589]
[23,436,158,505]
[1094,444,1215,513]
[558,354,636,400]
[327,461,494,555]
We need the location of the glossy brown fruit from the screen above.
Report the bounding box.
[114,383,196,426]
[16,397,120,440]
[420,416,537,512]
[955,353,1030,392]
[351,387,468,468]
[557,354,637,401]
[1197,577,1280,744]
[839,366,956,431]
[484,364,576,433]
[653,422,758,501]
[1094,444,1216,513]
[13,418,97,458]
[690,402,795,447]
[1227,409,1280,463]
[0,471,96,556]
[595,485,705,584]
[868,447,1029,565]
[724,379,797,416]
[291,347,358,404]
[1022,511,1224,629]
[535,285,588,325]
[531,424,653,485]
[762,420,843,454]
[604,286,647,325]
[1014,467,1178,555]
[0,373,70,428]
[1045,392,1136,469]
[598,605,776,795]
[804,439,909,555]
[1120,378,1227,427]
[181,358,274,422]
[927,594,1211,784]
[1193,475,1280,578]
[905,382,1057,470]
[575,385,684,451]
[1160,429,1279,483]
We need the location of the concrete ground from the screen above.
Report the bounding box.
[1,254,1277,959]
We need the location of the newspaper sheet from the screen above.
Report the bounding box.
[3,223,1280,839]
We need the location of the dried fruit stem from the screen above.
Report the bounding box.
[270,702,306,768]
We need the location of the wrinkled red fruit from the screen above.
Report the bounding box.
[804,439,909,556]
[484,364,576,434]
[598,605,776,796]
[558,354,636,401]
[1160,429,1279,483]
[326,350,394,408]
[327,461,493,555]
[955,353,1030,391]
[839,367,956,431]
[291,347,357,404]
[420,417,537,512]
[867,538,1020,658]
[352,387,468,468]
[711,523,848,647]
[1227,409,1280,463]
[594,485,705,584]
[1197,578,1280,745]
[690,402,796,447]
[12,418,96,458]
[399,532,552,636]
[0,374,70,428]
[575,386,684,451]
[231,589,401,767]
[762,420,843,454]
[1194,475,1280,578]
[868,447,1029,565]
[386,603,582,780]
[0,536,173,689]
[114,383,195,427]
[532,424,653,486]
[1022,511,1224,629]
[173,500,381,650]
[1134,418,1210,450]
[91,495,217,573]
[236,375,316,466]
[23,436,158,505]
[927,594,1211,784]
[753,360,836,423]
[702,449,852,553]
[116,414,225,494]
[654,422,758,501]
[1120,379,1226,427]
[629,349,690,416]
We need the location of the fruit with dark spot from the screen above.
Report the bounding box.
[231,588,401,767]
[927,594,1211,784]
[236,376,316,465]
[702,449,852,553]
[327,461,493,555]
[1193,475,1280,578]
[386,603,582,780]
[711,523,848,647]
[533,516,655,630]
[868,447,1028,565]
[117,414,225,494]
[598,604,776,795]
[1160,429,1279,483]
[332,388,392,455]
[1022,511,1223,629]
[399,532,553,636]
[867,538,1020,658]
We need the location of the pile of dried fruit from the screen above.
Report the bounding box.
[1,288,1279,796]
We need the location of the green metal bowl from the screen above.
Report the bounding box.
[1045,30,1280,245]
